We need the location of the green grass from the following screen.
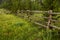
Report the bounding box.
[0,13,59,40]
[0,14,40,40]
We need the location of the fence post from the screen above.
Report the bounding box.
[26,10,32,22]
[46,10,52,40]
[26,10,31,21]
[47,10,52,29]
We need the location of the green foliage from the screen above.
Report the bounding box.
[0,0,60,12]
[0,13,59,40]
[0,0,60,40]
[0,10,60,40]
[0,14,42,40]
[0,14,29,40]
[30,13,44,22]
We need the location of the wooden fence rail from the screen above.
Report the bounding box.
[20,10,60,14]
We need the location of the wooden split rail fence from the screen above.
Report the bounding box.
[19,10,60,30]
